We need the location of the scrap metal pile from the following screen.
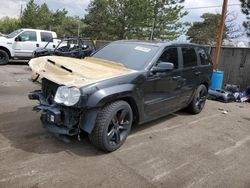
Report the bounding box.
[208,84,250,103]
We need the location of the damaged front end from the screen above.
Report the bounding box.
[29,79,83,142]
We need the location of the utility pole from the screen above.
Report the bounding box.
[150,0,160,40]
[213,0,228,70]
[78,21,80,37]
[150,17,156,40]
[20,4,23,17]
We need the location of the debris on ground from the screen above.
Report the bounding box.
[208,84,250,103]
[234,86,250,102]
[208,89,235,103]
[218,108,228,114]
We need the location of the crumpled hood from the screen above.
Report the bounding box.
[29,56,136,88]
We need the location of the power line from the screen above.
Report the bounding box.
[186,3,241,10]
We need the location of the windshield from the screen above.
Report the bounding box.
[6,29,23,38]
[92,42,159,70]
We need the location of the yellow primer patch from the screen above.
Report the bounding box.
[29,56,135,88]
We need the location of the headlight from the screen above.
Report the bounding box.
[54,86,81,106]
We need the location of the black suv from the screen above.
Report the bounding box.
[29,41,213,152]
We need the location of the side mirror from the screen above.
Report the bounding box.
[151,62,174,73]
[15,36,21,42]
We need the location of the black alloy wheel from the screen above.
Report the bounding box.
[195,86,207,111]
[187,84,208,114]
[89,100,133,152]
[107,108,131,146]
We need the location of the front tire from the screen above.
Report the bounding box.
[89,100,133,152]
[0,50,9,65]
[187,84,208,114]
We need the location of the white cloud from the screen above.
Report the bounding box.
[0,0,27,18]
[0,0,90,18]
[35,0,90,17]
[183,0,244,22]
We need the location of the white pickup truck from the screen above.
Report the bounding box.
[0,28,58,65]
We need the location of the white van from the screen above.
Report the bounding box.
[0,28,58,64]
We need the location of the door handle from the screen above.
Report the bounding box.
[148,74,161,81]
[36,44,39,47]
[172,76,181,80]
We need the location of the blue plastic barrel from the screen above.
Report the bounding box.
[210,70,224,90]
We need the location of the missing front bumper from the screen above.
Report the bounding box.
[29,90,80,136]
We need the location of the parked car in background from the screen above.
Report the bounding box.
[33,37,96,59]
[29,41,213,152]
[0,28,58,65]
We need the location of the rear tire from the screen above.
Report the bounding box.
[0,50,9,65]
[187,84,208,114]
[89,100,133,152]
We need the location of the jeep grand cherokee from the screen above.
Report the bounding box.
[29,41,213,152]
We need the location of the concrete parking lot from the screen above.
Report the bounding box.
[0,64,250,188]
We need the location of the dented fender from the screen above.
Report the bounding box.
[80,84,138,133]
[86,84,136,108]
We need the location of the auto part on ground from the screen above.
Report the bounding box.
[224,84,240,93]
[208,85,250,103]
[234,86,250,102]
[208,89,236,103]
[34,37,96,59]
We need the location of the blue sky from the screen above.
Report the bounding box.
[0,0,248,41]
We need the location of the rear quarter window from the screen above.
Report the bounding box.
[182,47,197,68]
[197,47,210,65]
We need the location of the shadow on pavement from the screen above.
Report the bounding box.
[0,105,184,156]
[8,60,29,65]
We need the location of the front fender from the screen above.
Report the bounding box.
[0,44,13,57]
[86,84,136,108]
[80,84,138,134]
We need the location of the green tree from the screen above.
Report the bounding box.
[20,0,40,28]
[20,0,84,37]
[36,3,53,29]
[0,17,21,34]
[21,1,54,30]
[54,16,86,37]
[187,13,228,45]
[240,0,250,36]
[84,0,188,40]
[148,0,188,40]
[84,0,113,40]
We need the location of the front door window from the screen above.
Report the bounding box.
[18,31,37,42]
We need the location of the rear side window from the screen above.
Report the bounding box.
[197,47,209,65]
[41,32,53,42]
[182,47,197,67]
[158,48,179,69]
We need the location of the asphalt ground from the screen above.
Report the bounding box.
[0,63,250,188]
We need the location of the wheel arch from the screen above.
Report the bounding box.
[0,46,11,58]
[81,84,141,134]
[200,81,209,91]
[115,96,139,125]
